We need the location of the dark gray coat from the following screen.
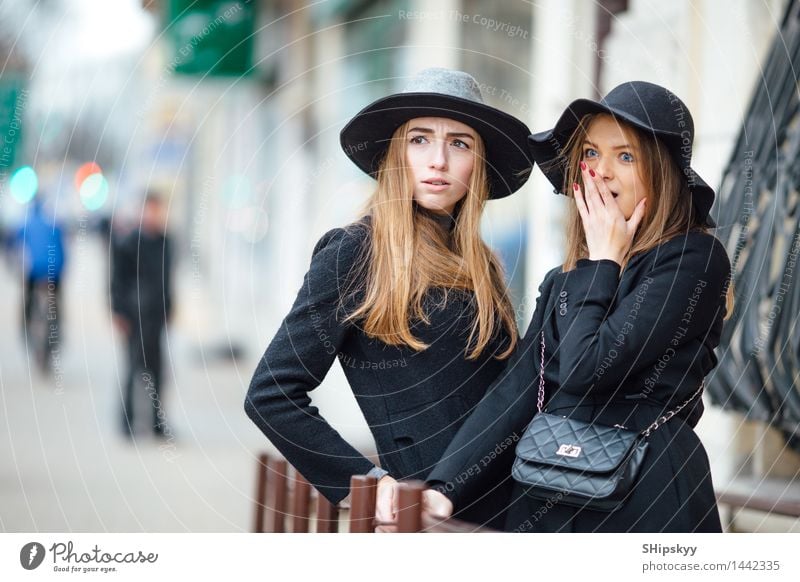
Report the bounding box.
[244,219,514,524]
[111,229,172,325]
[427,231,731,532]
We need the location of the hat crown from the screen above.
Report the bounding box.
[602,81,694,142]
[402,67,485,104]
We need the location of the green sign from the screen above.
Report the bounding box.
[0,77,26,179]
[166,0,256,77]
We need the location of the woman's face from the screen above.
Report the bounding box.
[581,114,650,219]
[405,116,476,215]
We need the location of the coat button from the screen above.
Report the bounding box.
[559,302,567,309]
[559,308,567,316]
[559,291,567,298]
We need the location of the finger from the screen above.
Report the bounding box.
[423,491,453,518]
[580,163,600,199]
[593,174,621,216]
[375,488,392,522]
[589,170,609,207]
[589,171,619,221]
[583,178,603,217]
[375,497,387,523]
[423,503,450,520]
[627,198,647,233]
[428,512,451,521]
[572,183,590,223]
[580,167,603,215]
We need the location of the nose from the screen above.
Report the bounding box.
[428,139,448,171]
[593,156,613,181]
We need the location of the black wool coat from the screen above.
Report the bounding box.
[244,219,515,525]
[427,231,731,532]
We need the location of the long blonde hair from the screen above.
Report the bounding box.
[346,120,518,359]
[555,114,735,319]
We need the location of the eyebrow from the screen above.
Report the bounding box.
[583,139,636,150]
[407,127,475,140]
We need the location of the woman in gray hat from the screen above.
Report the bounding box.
[244,68,533,529]
[421,81,735,532]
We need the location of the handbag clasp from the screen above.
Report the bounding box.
[556,444,582,458]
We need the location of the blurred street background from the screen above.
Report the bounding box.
[1,0,799,532]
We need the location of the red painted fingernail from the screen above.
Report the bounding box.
[589,169,596,177]
[579,161,587,170]
[573,182,579,191]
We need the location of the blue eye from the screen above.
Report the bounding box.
[410,135,428,144]
[620,152,634,162]
[583,148,598,159]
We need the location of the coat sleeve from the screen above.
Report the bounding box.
[552,232,731,397]
[244,225,375,505]
[425,267,560,511]
[163,235,173,321]
[110,234,134,318]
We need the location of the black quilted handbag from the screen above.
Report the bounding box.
[511,332,703,512]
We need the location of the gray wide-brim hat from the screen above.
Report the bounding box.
[340,68,533,199]
[528,81,716,227]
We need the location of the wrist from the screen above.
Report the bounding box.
[366,466,390,481]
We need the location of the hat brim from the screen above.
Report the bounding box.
[528,99,716,227]
[340,93,532,199]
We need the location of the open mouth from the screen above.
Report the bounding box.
[423,179,450,186]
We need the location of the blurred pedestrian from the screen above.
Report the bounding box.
[111,193,173,439]
[245,68,533,529]
[14,197,66,371]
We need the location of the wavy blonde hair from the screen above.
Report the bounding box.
[346,120,518,359]
[554,113,734,319]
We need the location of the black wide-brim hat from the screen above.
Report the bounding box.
[340,68,533,200]
[528,81,716,227]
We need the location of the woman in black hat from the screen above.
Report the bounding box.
[421,81,735,532]
[244,68,533,529]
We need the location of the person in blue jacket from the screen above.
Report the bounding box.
[421,81,735,532]
[15,197,66,369]
[244,68,533,528]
